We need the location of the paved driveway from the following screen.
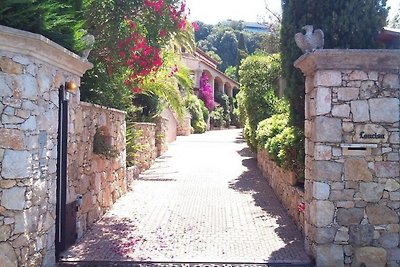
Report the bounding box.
[62,129,311,264]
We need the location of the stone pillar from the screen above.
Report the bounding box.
[209,74,215,103]
[218,79,224,93]
[0,26,91,267]
[295,50,400,267]
[226,84,233,97]
[194,69,202,89]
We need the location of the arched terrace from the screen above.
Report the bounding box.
[213,76,224,99]
[224,83,233,97]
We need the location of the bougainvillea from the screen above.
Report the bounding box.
[80,0,195,111]
[92,0,190,94]
[199,72,214,110]
[118,20,163,91]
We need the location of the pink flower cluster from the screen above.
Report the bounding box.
[199,73,214,110]
[118,20,162,93]
[169,2,187,31]
[144,0,164,13]
[114,1,190,94]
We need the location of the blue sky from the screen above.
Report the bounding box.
[186,0,400,25]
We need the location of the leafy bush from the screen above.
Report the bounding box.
[214,91,231,127]
[256,114,289,147]
[186,94,207,133]
[210,107,225,128]
[201,104,209,122]
[238,53,286,150]
[256,113,304,182]
[130,93,163,122]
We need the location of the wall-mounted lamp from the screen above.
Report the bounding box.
[65,81,78,94]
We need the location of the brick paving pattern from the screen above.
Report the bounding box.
[62,129,311,264]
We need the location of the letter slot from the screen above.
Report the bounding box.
[341,143,377,156]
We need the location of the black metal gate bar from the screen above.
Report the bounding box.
[56,85,69,260]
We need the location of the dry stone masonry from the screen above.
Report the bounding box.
[295,50,400,267]
[257,149,305,231]
[0,26,91,267]
[132,122,156,172]
[67,101,127,238]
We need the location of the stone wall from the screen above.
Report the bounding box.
[155,116,168,157]
[132,122,156,171]
[257,149,305,231]
[0,26,91,267]
[67,102,127,238]
[177,113,191,136]
[126,166,140,188]
[160,108,178,142]
[295,50,400,267]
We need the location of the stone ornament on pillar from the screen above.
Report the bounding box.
[295,25,324,54]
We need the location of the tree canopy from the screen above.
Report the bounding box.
[194,20,266,73]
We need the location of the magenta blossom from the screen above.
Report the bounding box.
[199,73,214,110]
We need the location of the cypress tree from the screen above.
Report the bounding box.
[280,0,389,129]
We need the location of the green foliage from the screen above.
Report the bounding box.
[259,20,281,54]
[206,51,222,65]
[256,113,289,147]
[235,90,247,126]
[131,93,163,122]
[185,94,207,133]
[194,20,269,72]
[0,0,85,52]
[126,126,144,167]
[201,104,209,122]
[210,107,225,128]
[238,53,286,150]
[256,114,305,182]
[280,0,389,128]
[81,0,193,115]
[80,62,133,110]
[214,91,231,127]
[224,66,238,81]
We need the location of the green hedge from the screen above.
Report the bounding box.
[256,113,304,182]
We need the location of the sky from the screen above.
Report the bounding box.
[186,0,400,25]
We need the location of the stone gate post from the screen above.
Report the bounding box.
[0,26,91,266]
[295,50,400,267]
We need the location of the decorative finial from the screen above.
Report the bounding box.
[294,25,324,54]
[80,30,95,61]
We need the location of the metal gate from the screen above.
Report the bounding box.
[56,85,78,260]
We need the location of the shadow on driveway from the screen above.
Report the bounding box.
[229,147,311,265]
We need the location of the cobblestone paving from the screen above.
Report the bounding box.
[62,129,311,264]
